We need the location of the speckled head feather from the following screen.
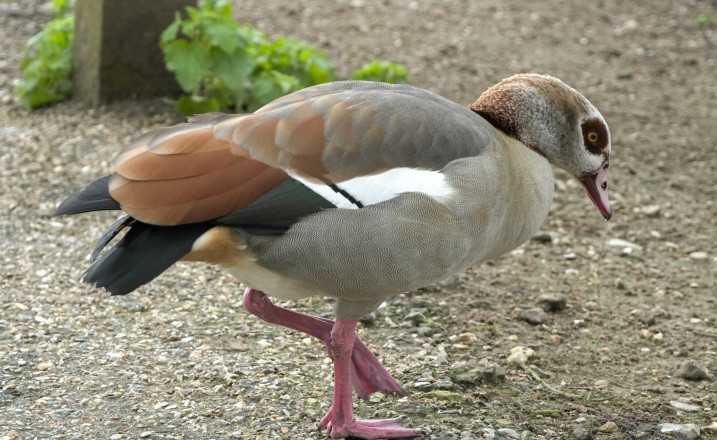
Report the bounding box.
[470,73,610,178]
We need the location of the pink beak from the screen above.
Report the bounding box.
[580,163,612,221]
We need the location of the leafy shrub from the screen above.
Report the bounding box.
[161,0,336,115]
[14,0,75,109]
[351,60,409,84]
[162,0,409,115]
[241,30,336,111]
[15,0,410,113]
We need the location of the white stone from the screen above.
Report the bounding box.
[669,400,702,412]
[688,251,708,260]
[606,238,643,257]
[660,423,700,439]
[497,427,519,438]
[507,346,536,365]
[641,205,661,217]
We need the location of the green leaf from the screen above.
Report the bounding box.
[159,0,407,116]
[15,3,74,109]
[247,71,300,112]
[204,19,240,53]
[175,95,221,115]
[213,50,254,90]
[308,54,335,84]
[350,60,409,84]
[163,39,213,92]
[238,24,270,46]
[160,14,181,43]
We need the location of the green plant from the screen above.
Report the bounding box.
[350,60,409,84]
[468,323,502,332]
[695,13,714,25]
[160,0,253,114]
[161,0,336,115]
[14,0,75,109]
[162,1,409,115]
[16,0,409,113]
[243,31,336,111]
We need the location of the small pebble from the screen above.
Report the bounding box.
[630,309,656,326]
[606,238,643,258]
[416,326,434,337]
[518,307,547,325]
[572,426,591,440]
[688,251,708,260]
[572,404,588,413]
[482,428,496,439]
[598,421,618,433]
[37,361,54,371]
[458,332,477,342]
[507,346,536,366]
[641,205,661,217]
[496,427,519,438]
[593,379,608,388]
[468,299,493,309]
[677,360,710,381]
[403,310,427,326]
[584,301,599,311]
[537,293,567,312]
[531,231,556,243]
[669,400,702,412]
[659,423,700,439]
[450,364,502,385]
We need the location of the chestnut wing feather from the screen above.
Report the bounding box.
[109,81,493,226]
[110,123,290,225]
[215,81,493,183]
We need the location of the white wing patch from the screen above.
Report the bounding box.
[292,167,454,209]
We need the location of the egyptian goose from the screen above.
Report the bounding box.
[56,74,611,439]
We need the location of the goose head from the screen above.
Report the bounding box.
[470,74,612,221]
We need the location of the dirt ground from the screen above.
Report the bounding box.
[1,0,716,439]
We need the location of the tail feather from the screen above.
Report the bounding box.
[91,215,135,262]
[85,221,213,295]
[56,174,216,295]
[55,176,120,216]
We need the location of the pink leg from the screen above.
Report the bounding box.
[242,288,406,399]
[320,319,425,439]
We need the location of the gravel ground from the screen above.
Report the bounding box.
[1,0,716,439]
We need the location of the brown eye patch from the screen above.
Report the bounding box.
[581,118,608,156]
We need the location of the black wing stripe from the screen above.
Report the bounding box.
[215,178,335,234]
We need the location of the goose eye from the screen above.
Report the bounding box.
[587,132,599,143]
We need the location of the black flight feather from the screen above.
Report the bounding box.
[84,221,213,296]
[54,176,120,216]
[59,175,336,295]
